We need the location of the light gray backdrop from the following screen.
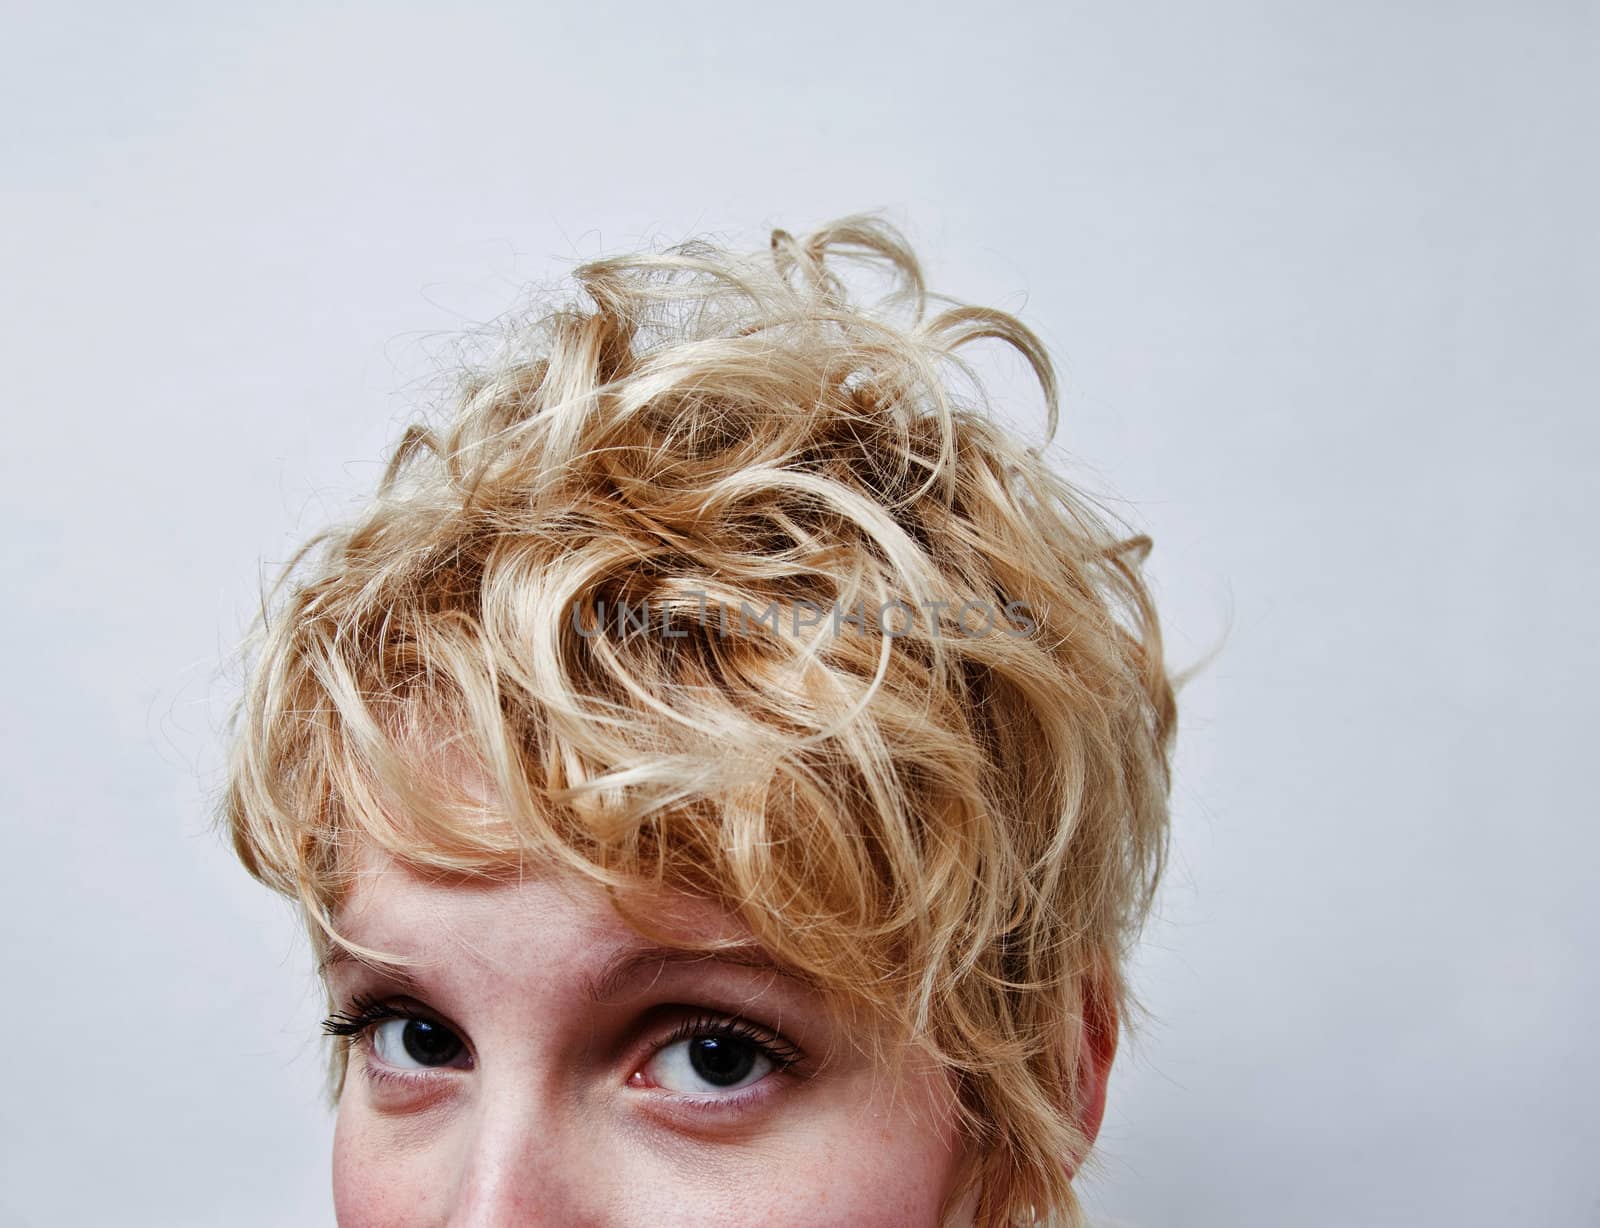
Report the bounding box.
[3,3,1595,1225]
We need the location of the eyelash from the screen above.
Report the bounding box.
[654,1010,805,1072]
[319,996,804,1079]
[321,992,440,1046]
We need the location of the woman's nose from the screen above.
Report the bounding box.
[446,1096,599,1228]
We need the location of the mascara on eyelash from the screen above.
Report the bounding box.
[321,992,419,1038]
[658,1010,806,1069]
[319,999,805,1077]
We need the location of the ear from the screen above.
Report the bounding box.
[1068,982,1119,1174]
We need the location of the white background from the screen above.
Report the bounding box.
[3,3,1596,1225]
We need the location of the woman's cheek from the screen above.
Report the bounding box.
[601,1153,954,1228]
[329,1121,962,1228]
[326,1072,968,1228]
[331,1095,452,1228]
[705,1125,965,1228]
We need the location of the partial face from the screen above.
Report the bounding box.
[324,847,977,1227]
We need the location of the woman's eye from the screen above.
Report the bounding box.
[370,1017,467,1070]
[642,1034,774,1094]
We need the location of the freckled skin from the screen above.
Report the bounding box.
[327,849,981,1228]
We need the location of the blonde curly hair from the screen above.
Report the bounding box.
[222,214,1176,1228]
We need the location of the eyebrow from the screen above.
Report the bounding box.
[318,945,421,988]
[583,944,811,1006]
[318,941,811,1004]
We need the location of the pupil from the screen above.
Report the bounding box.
[401,1020,462,1066]
[688,1037,755,1086]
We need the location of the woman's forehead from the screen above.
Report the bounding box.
[330,842,759,981]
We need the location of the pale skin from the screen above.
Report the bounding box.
[324,846,1113,1227]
